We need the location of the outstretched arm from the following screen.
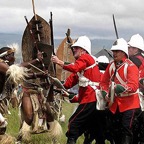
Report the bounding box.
[19,51,43,68]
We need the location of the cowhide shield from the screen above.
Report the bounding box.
[33,42,53,69]
[22,14,53,69]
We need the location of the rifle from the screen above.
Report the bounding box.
[112,14,119,39]
[108,14,119,107]
[49,12,54,52]
[49,12,56,76]
[108,69,117,107]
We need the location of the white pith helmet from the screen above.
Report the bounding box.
[128,34,144,51]
[97,56,109,63]
[111,38,128,56]
[71,36,91,54]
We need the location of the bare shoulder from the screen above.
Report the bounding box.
[0,62,9,73]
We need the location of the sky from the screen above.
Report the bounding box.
[0,0,144,41]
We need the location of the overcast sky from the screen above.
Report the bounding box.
[0,0,144,41]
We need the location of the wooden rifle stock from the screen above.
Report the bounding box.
[108,69,117,107]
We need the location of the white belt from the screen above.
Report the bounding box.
[79,81,99,87]
[89,81,99,87]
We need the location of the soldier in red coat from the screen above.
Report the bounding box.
[128,34,144,144]
[100,38,140,144]
[52,36,105,144]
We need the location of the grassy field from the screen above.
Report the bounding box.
[5,101,110,144]
[5,101,84,144]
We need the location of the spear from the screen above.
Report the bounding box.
[28,63,65,90]
[32,0,41,41]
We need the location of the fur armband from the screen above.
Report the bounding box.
[6,64,29,86]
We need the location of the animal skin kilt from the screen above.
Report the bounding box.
[19,88,48,133]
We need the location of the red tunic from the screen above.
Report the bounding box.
[100,57,140,113]
[135,54,144,79]
[63,53,101,104]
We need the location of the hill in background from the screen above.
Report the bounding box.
[0,33,113,62]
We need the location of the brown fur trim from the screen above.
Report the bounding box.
[47,120,63,139]
[6,65,29,86]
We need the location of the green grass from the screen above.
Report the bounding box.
[5,101,110,144]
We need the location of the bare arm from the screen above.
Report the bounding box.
[19,51,43,68]
[0,62,9,74]
[20,59,39,68]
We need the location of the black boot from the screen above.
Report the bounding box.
[83,131,93,144]
[83,138,92,144]
[66,138,76,144]
[121,135,133,144]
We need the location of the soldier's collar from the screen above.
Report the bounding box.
[115,57,126,67]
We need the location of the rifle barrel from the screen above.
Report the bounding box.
[112,14,119,39]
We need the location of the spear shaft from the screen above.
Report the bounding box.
[32,0,41,41]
